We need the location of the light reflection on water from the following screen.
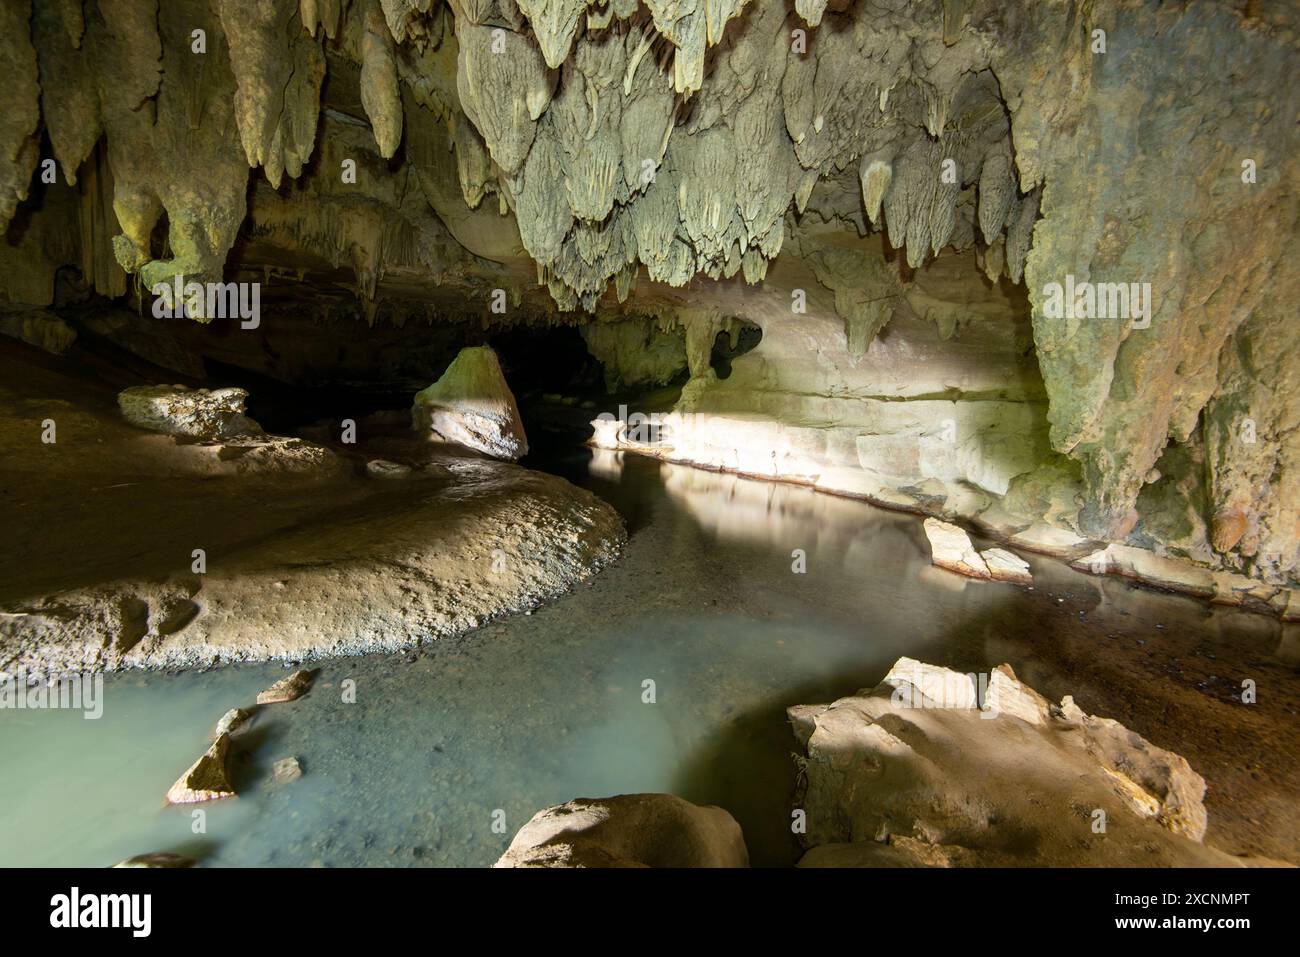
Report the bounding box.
[0,451,1292,866]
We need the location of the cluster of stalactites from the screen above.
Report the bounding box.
[0,0,1042,321]
[447,0,1040,313]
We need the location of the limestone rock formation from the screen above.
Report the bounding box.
[2,450,626,672]
[0,351,626,673]
[580,318,687,391]
[789,657,1260,867]
[0,0,40,230]
[923,518,988,580]
[165,733,236,805]
[1071,543,1216,599]
[494,793,749,868]
[980,547,1032,586]
[413,346,529,461]
[118,385,260,440]
[257,669,316,705]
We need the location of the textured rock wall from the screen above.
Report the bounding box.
[1,0,1296,590]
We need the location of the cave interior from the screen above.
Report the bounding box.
[0,0,1297,872]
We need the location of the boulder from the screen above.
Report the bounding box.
[789,657,1260,867]
[922,518,989,579]
[118,385,260,440]
[412,347,528,461]
[980,547,1033,585]
[257,669,315,705]
[273,756,303,783]
[165,733,236,805]
[494,793,748,868]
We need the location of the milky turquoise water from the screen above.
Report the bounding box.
[1,450,1293,867]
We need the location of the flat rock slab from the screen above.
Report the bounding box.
[1072,543,1215,598]
[495,793,748,868]
[2,453,625,671]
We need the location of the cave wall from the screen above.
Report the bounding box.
[1,0,1297,595]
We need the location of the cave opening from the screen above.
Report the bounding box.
[709,319,763,380]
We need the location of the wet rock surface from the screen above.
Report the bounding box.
[213,707,253,737]
[981,547,1033,586]
[272,756,303,784]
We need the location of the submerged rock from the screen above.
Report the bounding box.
[272,756,302,783]
[412,347,528,462]
[922,518,989,579]
[789,657,1262,867]
[118,385,260,440]
[165,733,236,805]
[495,794,748,868]
[257,669,315,705]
